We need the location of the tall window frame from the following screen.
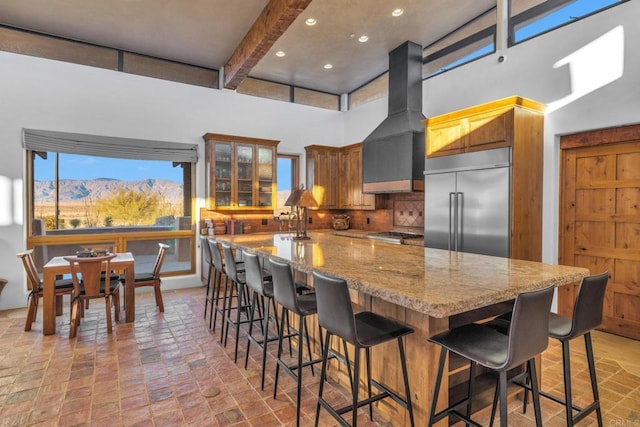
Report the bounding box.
[24,130,198,276]
[275,154,300,215]
[423,6,497,78]
[508,0,628,46]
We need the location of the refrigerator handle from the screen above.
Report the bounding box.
[456,192,464,252]
[449,192,456,251]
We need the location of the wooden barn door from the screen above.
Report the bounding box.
[559,124,640,340]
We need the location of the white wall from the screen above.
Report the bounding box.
[346,0,640,265]
[0,52,343,310]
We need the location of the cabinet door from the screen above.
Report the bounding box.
[338,145,377,210]
[257,146,275,208]
[338,150,352,208]
[308,148,339,208]
[467,109,513,151]
[349,148,363,207]
[236,144,254,208]
[426,120,467,157]
[213,143,233,208]
[323,150,339,208]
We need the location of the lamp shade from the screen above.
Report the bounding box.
[284,185,318,208]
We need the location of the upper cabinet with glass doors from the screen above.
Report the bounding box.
[203,133,279,211]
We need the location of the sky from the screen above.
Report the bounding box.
[35,153,183,182]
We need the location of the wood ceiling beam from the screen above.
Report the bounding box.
[223,0,311,90]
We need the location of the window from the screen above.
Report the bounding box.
[509,0,627,45]
[31,152,191,232]
[275,154,299,215]
[423,7,496,78]
[24,130,197,275]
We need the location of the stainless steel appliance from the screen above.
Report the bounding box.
[424,147,511,257]
[362,41,425,193]
[366,231,423,245]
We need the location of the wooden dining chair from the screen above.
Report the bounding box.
[17,249,75,332]
[64,253,120,338]
[120,243,169,312]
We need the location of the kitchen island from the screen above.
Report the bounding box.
[214,231,588,425]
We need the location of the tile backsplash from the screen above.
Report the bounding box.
[393,199,424,228]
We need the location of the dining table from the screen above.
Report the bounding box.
[41,252,136,335]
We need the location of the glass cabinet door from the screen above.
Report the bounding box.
[236,144,254,207]
[214,143,232,207]
[257,147,274,207]
[204,133,279,211]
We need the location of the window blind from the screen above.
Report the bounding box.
[22,129,198,163]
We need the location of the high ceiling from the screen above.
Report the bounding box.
[0,0,495,94]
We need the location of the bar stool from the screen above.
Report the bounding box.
[221,242,253,362]
[509,272,609,426]
[201,236,215,323]
[210,241,243,336]
[312,271,415,427]
[270,259,326,427]
[428,286,554,427]
[242,251,281,390]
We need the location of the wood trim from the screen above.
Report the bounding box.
[423,96,545,126]
[560,123,640,149]
[304,144,342,152]
[202,132,279,146]
[223,0,312,89]
[362,179,422,193]
[341,141,363,151]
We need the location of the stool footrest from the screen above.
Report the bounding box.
[430,396,475,424]
[370,379,410,409]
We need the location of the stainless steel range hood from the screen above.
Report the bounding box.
[362,41,425,193]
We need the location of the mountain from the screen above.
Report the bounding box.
[34,178,183,203]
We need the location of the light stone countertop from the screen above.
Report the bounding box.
[213,231,589,318]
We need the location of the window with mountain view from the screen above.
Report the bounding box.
[31,152,192,232]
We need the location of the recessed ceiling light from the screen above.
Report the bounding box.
[358,35,369,43]
[392,8,404,17]
[305,18,317,26]
[323,63,333,70]
[275,51,286,57]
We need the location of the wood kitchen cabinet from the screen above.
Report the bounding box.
[203,133,279,211]
[425,96,542,157]
[338,143,378,210]
[424,96,546,262]
[305,145,340,209]
[306,143,379,210]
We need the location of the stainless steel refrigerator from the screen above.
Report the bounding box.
[424,147,511,257]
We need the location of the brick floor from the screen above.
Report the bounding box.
[0,287,638,426]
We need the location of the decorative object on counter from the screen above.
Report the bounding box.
[284,184,318,240]
[332,214,350,230]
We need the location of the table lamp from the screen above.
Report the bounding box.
[284,184,318,240]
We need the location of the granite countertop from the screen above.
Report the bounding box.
[214,231,589,318]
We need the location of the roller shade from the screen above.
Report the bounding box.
[22,129,198,163]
